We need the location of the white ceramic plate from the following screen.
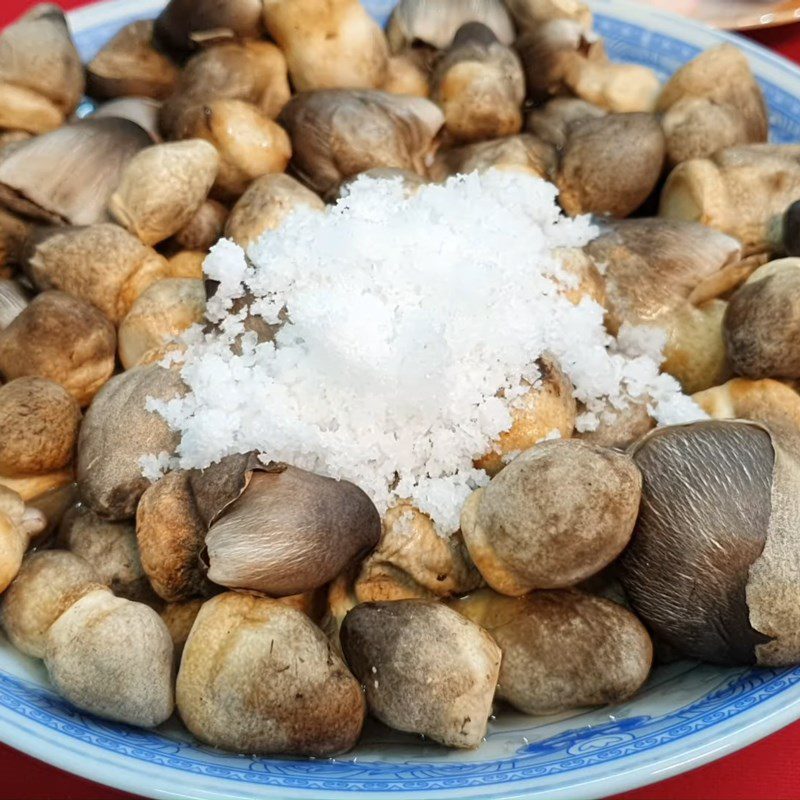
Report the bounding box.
[4,2,800,799]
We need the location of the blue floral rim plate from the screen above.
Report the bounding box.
[3,1,800,799]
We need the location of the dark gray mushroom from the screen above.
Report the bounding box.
[154,0,265,52]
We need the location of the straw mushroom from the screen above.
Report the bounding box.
[109,140,220,246]
[177,592,365,755]
[657,45,768,165]
[0,279,28,331]
[160,599,203,660]
[724,259,800,379]
[474,356,577,477]
[386,0,514,52]
[0,378,80,477]
[354,502,482,602]
[0,488,46,595]
[23,223,168,323]
[45,587,174,726]
[450,588,652,714]
[660,145,800,255]
[77,365,184,520]
[86,20,179,101]
[0,210,31,272]
[340,599,502,749]
[503,0,592,31]
[0,5,84,132]
[91,97,162,142]
[166,251,206,280]
[461,439,642,596]
[694,378,800,431]
[193,454,381,596]
[136,470,212,603]
[383,51,431,98]
[154,0,265,52]
[279,90,444,200]
[225,174,324,249]
[526,96,606,149]
[172,199,228,252]
[557,113,665,217]
[0,118,152,226]
[0,550,99,656]
[262,0,389,91]
[578,398,655,449]
[0,291,116,407]
[620,420,800,666]
[431,23,524,144]
[118,278,206,370]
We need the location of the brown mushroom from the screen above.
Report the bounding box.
[503,0,592,31]
[177,592,365,755]
[340,599,502,749]
[172,199,228,252]
[461,439,642,596]
[154,0,265,52]
[694,378,800,431]
[0,210,31,272]
[0,487,46,594]
[160,598,203,660]
[526,96,606,149]
[166,251,206,280]
[0,291,116,406]
[577,397,655,450]
[383,51,431,98]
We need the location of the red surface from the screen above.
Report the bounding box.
[2,0,800,798]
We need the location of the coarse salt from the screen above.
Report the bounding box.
[147,171,705,533]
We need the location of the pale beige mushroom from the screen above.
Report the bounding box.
[340,599,502,749]
[0,487,46,594]
[86,20,179,101]
[172,200,228,252]
[262,0,389,91]
[474,356,577,476]
[166,251,206,280]
[461,439,642,596]
[45,587,174,726]
[0,291,116,406]
[694,378,800,431]
[177,592,365,754]
[77,365,184,520]
[154,0,265,51]
[23,224,168,323]
[383,51,431,98]
[109,140,220,246]
[0,5,84,132]
[450,588,652,713]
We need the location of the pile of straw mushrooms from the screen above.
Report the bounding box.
[2,0,800,757]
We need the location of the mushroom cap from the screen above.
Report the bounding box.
[173,199,228,252]
[578,397,655,450]
[166,251,205,281]
[0,82,63,134]
[557,112,665,218]
[0,549,100,657]
[0,290,117,407]
[91,97,162,143]
[160,598,203,659]
[526,96,606,149]
[382,51,431,98]
[45,588,174,727]
[77,365,184,520]
[503,0,592,31]
[176,592,365,755]
[450,588,652,714]
[0,211,32,276]
[154,0,265,51]
[136,470,212,603]
[0,486,46,593]
[0,377,80,475]
[694,378,800,431]
[566,61,661,114]
[461,439,642,596]
[197,455,381,596]
[340,599,502,749]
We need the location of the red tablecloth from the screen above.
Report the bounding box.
[2,1,800,799]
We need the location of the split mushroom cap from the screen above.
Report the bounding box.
[0,377,80,476]
[724,259,800,380]
[0,4,84,131]
[525,96,606,149]
[0,550,99,657]
[660,144,800,256]
[160,598,203,660]
[177,592,365,755]
[0,291,116,407]
[45,588,174,726]
[262,0,389,91]
[354,502,482,602]
[91,97,162,143]
[23,223,168,324]
[118,278,206,370]
[431,23,525,144]
[136,470,212,603]
[431,133,556,182]
[279,90,444,200]
[154,0,265,52]
[0,118,152,226]
[86,20,180,101]
[461,439,642,596]
[195,453,381,596]
[474,355,577,477]
[59,505,155,604]
[172,199,228,252]
[620,419,800,667]
[657,44,768,164]
[503,0,592,31]
[386,0,515,52]
[450,588,652,714]
[109,140,220,246]
[694,378,800,431]
[340,599,502,749]
[0,487,46,594]
[557,112,665,218]
[77,365,184,520]
[383,51,431,98]
[225,173,325,249]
